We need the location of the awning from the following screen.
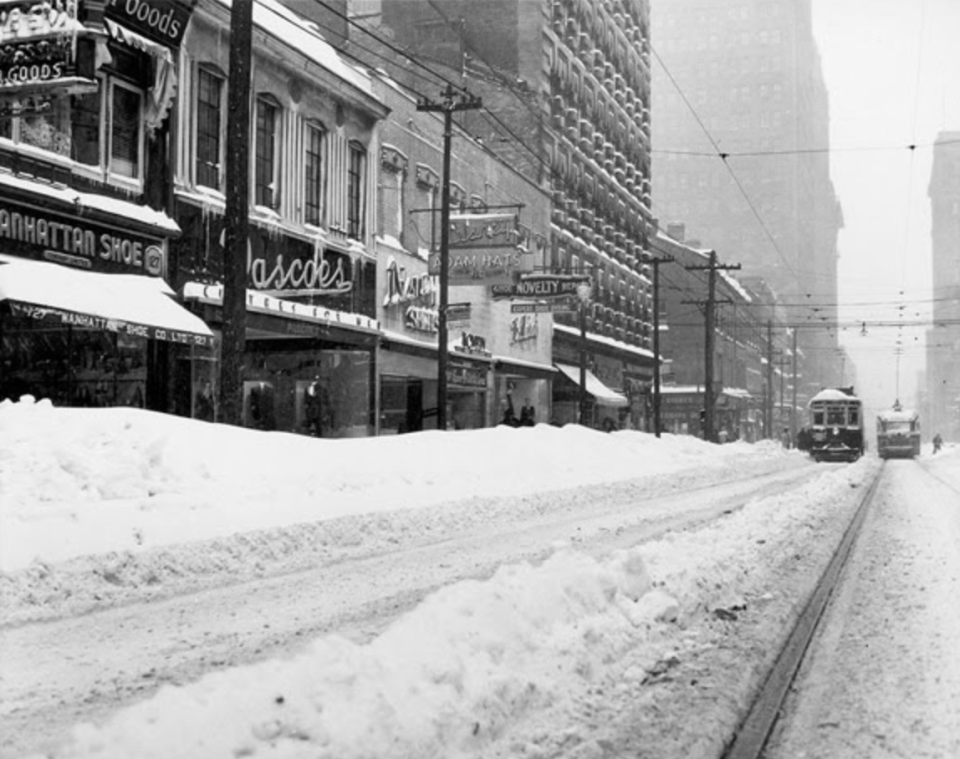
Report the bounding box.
[555,363,629,407]
[0,257,214,347]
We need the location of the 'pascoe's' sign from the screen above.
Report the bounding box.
[104,0,193,48]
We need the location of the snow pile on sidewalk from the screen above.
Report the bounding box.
[0,396,789,576]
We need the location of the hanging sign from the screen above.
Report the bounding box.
[510,300,577,314]
[446,302,471,329]
[104,0,193,49]
[0,0,87,96]
[493,274,591,300]
[428,213,532,285]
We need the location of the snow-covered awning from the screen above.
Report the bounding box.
[555,363,629,407]
[0,257,213,346]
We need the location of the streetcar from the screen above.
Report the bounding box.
[805,387,864,462]
[875,402,921,459]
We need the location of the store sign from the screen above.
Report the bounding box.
[509,300,576,313]
[382,255,438,335]
[452,331,490,357]
[446,302,471,329]
[493,274,591,300]
[447,356,487,388]
[428,213,532,285]
[509,313,538,344]
[0,0,85,94]
[0,200,167,276]
[9,302,212,346]
[104,0,193,49]
[248,246,352,297]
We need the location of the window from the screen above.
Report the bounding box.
[255,96,280,209]
[109,81,142,179]
[0,78,142,183]
[347,142,366,240]
[304,123,325,226]
[196,67,224,190]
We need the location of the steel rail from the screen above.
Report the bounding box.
[720,462,886,759]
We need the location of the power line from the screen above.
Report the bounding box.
[652,137,960,158]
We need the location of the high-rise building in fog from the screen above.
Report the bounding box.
[926,132,960,440]
[650,0,843,391]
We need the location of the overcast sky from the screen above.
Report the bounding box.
[811,0,960,411]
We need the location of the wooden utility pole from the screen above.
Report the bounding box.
[220,0,254,426]
[791,328,799,443]
[686,251,740,442]
[646,254,674,437]
[416,85,481,431]
[766,320,774,439]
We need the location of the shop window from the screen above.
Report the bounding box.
[347,141,366,240]
[255,95,281,209]
[196,66,225,190]
[0,318,147,408]
[304,122,326,226]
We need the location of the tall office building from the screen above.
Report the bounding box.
[650,0,842,392]
[926,132,960,440]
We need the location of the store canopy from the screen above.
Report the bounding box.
[555,363,629,407]
[0,257,214,347]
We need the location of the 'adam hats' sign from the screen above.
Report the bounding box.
[105,0,192,48]
[429,213,532,286]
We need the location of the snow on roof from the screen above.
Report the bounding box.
[217,0,374,97]
[809,388,859,404]
[877,408,918,422]
[0,172,179,234]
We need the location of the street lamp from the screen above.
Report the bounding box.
[576,279,593,426]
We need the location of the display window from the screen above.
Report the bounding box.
[243,343,375,438]
[0,315,147,406]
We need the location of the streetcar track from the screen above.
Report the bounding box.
[719,461,886,759]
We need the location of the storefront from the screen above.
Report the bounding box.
[0,184,212,408]
[174,200,379,436]
[552,324,640,429]
[659,386,752,441]
[491,310,555,428]
[378,243,501,432]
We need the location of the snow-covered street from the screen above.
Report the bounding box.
[767,458,960,759]
[1,398,958,759]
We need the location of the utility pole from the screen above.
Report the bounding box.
[686,251,740,442]
[775,350,791,441]
[417,85,481,431]
[791,328,798,443]
[766,320,774,439]
[646,253,674,437]
[220,0,254,426]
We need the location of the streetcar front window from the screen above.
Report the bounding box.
[827,408,845,425]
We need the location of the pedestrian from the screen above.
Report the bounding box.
[933,432,943,454]
[519,397,536,427]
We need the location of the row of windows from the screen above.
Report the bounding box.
[0,77,143,186]
[192,66,367,239]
